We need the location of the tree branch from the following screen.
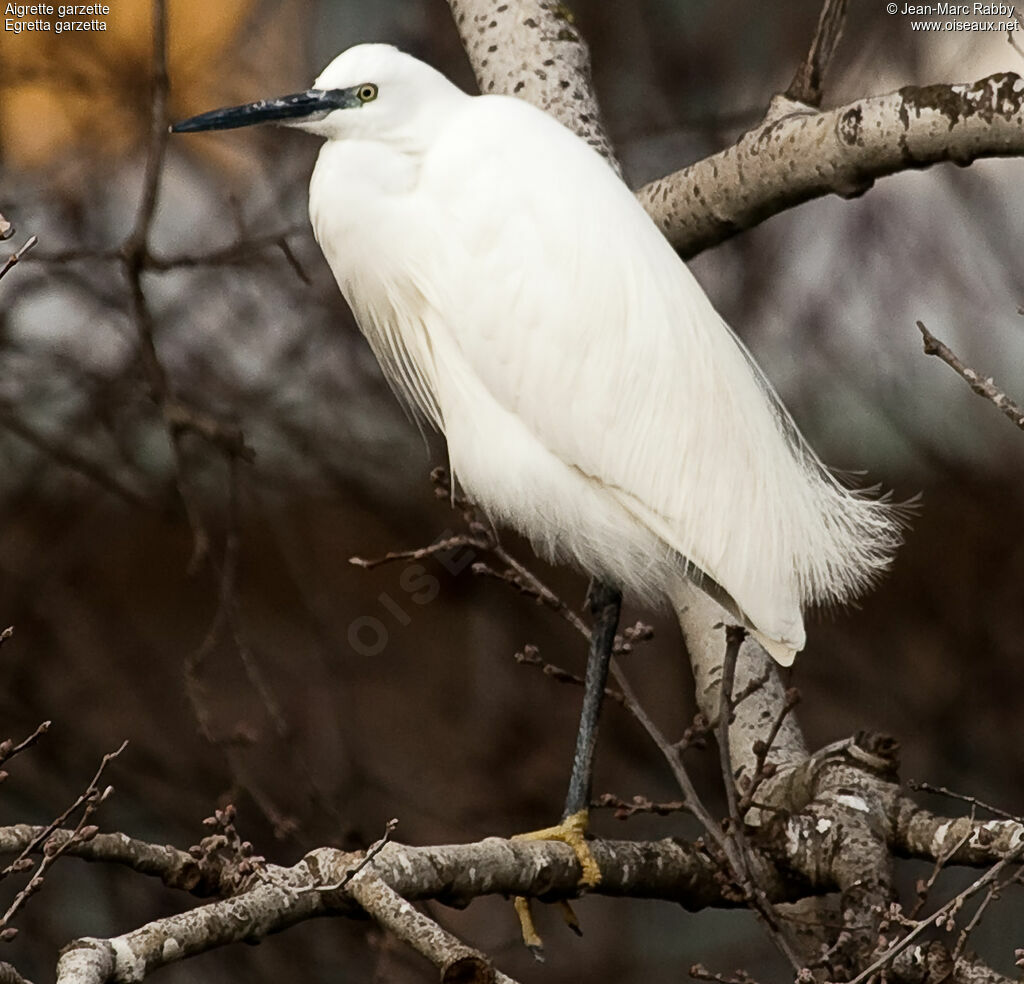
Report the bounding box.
[446,0,621,173]
[894,802,1024,866]
[637,73,1024,258]
[51,836,791,984]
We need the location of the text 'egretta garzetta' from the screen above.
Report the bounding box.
[172,41,904,925]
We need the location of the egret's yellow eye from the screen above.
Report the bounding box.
[357,84,378,103]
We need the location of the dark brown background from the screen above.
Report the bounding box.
[1,1,1022,980]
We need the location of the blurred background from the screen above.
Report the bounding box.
[1,1,1023,981]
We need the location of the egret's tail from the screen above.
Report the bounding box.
[750,630,797,667]
[666,574,804,668]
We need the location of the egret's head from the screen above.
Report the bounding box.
[171,44,464,143]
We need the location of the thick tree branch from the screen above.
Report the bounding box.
[51,836,793,984]
[0,826,249,898]
[344,869,516,984]
[637,73,1024,258]
[894,803,1024,866]
[447,0,620,173]
[676,583,807,787]
[37,818,1020,984]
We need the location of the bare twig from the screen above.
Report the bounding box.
[350,531,493,570]
[717,629,744,815]
[1008,13,1024,59]
[690,964,762,984]
[0,235,37,282]
[316,818,399,892]
[786,0,848,106]
[0,722,51,769]
[732,667,773,708]
[592,793,688,820]
[952,876,1003,961]
[29,227,307,271]
[121,0,213,571]
[717,625,749,883]
[0,741,126,932]
[917,321,1024,431]
[738,688,801,816]
[145,227,308,271]
[513,645,626,705]
[908,781,1021,823]
[163,401,254,462]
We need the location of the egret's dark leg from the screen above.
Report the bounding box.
[513,580,621,866]
[512,579,621,956]
[563,579,622,822]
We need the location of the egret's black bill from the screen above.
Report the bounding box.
[170,88,359,133]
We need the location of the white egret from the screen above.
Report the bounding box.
[172,42,903,908]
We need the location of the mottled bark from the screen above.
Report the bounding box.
[447,0,620,171]
[638,75,1024,258]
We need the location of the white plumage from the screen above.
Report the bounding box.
[290,44,900,664]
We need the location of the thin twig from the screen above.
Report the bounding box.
[738,688,801,816]
[732,667,773,708]
[0,235,38,282]
[121,0,215,571]
[0,741,126,931]
[908,780,1022,822]
[1009,13,1024,59]
[316,819,399,892]
[592,793,688,820]
[690,964,762,984]
[917,320,1024,431]
[786,0,848,106]
[124,0,169,255]
[0,722,51,770]
[350,531,493,570]
[952,876,1003,961]
[513,645,626,705]
[29,227,307,271]
[717,625,749,883]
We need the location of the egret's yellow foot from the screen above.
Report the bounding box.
[513,896,544,960]
[510,809,600,956]
[512,809,601,887]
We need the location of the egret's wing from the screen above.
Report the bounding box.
[416,96,899,642]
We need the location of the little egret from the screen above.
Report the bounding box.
[172,42,903,903]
